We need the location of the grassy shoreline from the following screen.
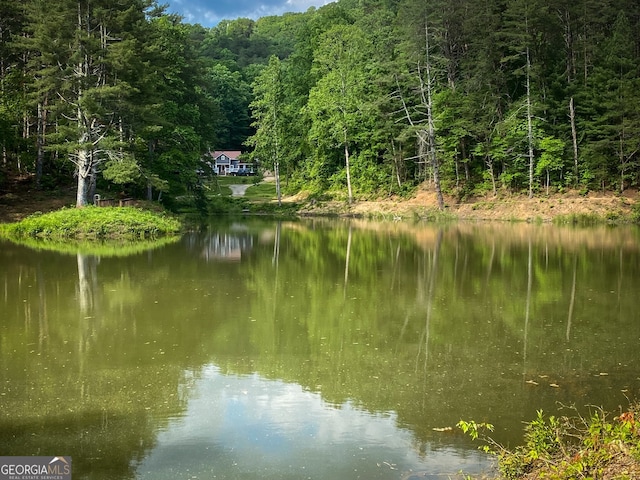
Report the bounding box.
[222,176,640,224]
[0,206,182,240]
[1,181,639,245]
[2,173,639,225]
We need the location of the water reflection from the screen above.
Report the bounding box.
[200,231,254,262]
[136,365,488,480]
[1,220,639,479]
[76,254,99,313]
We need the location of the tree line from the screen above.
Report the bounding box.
[1,0,639,208]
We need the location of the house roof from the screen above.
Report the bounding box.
[211,150,242,160]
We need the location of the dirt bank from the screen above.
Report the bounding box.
[0,176,76,223]
[294,186,639,222]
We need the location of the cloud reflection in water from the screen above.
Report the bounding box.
[136,364,490,479]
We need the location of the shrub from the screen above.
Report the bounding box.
[459,404,640,480]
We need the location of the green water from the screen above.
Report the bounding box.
[1,219,639,479]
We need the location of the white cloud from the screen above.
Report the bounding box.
[166,0,335,27]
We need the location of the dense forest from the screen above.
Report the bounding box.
[1,0,639,209]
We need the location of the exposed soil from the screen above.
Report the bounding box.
[0,175,76,223]
[293,184,639,222]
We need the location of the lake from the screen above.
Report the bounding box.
[1,219,638,479]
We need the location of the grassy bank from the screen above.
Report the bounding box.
[0,206,181,239]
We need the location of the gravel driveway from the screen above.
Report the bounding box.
[229,184,251,197]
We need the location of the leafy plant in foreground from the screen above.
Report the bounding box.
[459,404,640,479]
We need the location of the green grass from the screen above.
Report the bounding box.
[244,182,277,200]
[552,212,606,226]
[206,185,232,196]
[198,177,292,216]
[212,175,260,186]
[0,206,182,239]
[244,201,301,217]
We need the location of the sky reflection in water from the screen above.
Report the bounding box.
[136,364,490,479]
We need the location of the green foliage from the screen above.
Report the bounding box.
[2,0,640,208]
[536,136,566,192]
[206,64,252,148]
[461,406,640,480]
[631,203,640,224]
[305,23,377,202]
[102,155,141,185]
[524,410,562,460]
[0,207,181,239]
[457,420,495,442]
[242,200,300,217]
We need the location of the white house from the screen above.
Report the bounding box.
[207,150,256,176]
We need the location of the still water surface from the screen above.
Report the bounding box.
[1,219,639,479]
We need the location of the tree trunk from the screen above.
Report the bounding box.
[147,140,155,201]
[36,101,46,188]
[619,133,625,193]
[569,96,579,187]
[488,157,497,197]
[88,152,97,201]
[344,129,353,205]
[526,46,535,199]
[274,123,282,206]
[454,158,460,189]
[391,139,402,188]
[422,21,444,211]
[461,141,470,181]
[274,159,282,206]
[546,169,550,195]
[76,145,91,207]
[75,2,89,208]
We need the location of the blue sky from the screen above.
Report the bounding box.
[165,0,335,27]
